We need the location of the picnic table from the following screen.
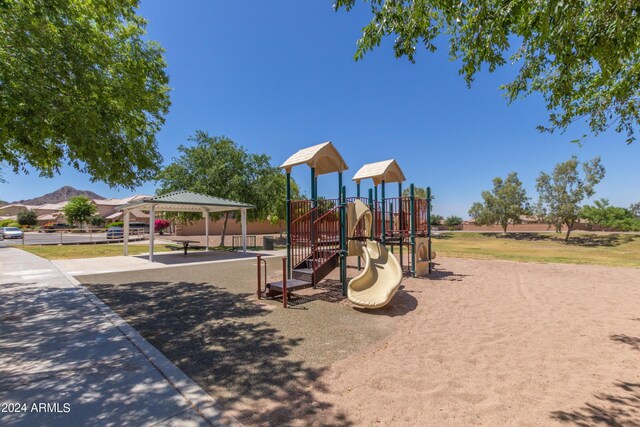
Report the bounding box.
[172,239,200,255]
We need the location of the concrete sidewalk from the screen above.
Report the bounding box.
[0,247,234,426]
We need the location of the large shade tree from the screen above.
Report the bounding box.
[468,172,530,233]
[335,1,640,143]
[0,0,170,187]
[157,131,299,246]
[536,156,605,241]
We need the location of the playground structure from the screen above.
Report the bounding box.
[259,141,433,308]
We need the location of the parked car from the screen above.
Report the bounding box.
[106,226,124,239]
[42,223,70,233]
[1,227,24,239]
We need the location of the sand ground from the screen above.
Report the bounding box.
[79,256,640,426]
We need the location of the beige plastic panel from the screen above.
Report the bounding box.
[346,199,372,238]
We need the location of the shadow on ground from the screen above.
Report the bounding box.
[550,334,640,426]
[550,381,640,426]
[85,280,351,425]
[1,286,190,426]
[480,232,638,247]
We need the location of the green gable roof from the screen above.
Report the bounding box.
[117,190,255,213]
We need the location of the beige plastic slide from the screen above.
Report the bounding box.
[346,199,402,308]
[348,240,403,308]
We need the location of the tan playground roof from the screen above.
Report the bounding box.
[280,141,348,175]
[352,159,406,186]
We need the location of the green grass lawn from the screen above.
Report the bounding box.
[19,244,177,260]
[432,232,640,268]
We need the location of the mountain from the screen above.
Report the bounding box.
[13,186,105,205]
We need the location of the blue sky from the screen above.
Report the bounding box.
[2,1,638,217]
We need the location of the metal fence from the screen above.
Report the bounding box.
[0,228,146,246]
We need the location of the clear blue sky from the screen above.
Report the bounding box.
[2,1,638,217]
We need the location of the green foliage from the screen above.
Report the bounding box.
[430,214,443,226]
[444,215,463,226]
[89,216,106,227]
[468,172,530,233]
[402,186,428,199]
[536,156,605,241]
[17,209,38,226]
[630,203,640,218]
[157,131,299,244]
[62,196,97,226]
[335,0,640,143]
[0,0,170,187]
[0,219,14,227]
[107,221,124,228]
[581,199,640,232]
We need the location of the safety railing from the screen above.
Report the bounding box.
[312,205,340,271]
[414,198,430,235]
[290,207,314,268]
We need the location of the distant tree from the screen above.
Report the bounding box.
[468,173,530,233]
[88,216,105,228]
[581,199,640,232]
[157,131,299,246]
[630,203,640,218]
[430,214,443,226]
[536,156,605,241]
[402,186,428,199]
[444,215,463,227]
[0,0,170,187]
[335,0,640,144]
[17,209,38,226]
[63,196,97,227]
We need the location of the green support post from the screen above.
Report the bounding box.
[410,183,416,277]
[310,167,316,274]
[368,189,374,240]
[286,172,291,278]
[427,186,432,274]
[356,182,361,270]
[388,200,393,253]
[398,182,403,274]
[374,185,378,238]
[340,186,347,296]
[381,180,386,244]
[338,172,343,284]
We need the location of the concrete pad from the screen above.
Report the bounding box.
[0,247,230,426]
[53,249,285,276]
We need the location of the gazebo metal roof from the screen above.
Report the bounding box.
[117,190,255,261]
[116,190,255,213]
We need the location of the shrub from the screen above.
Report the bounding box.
[107,221,124,228]
[444,215,463,226]
[430,214,444,226]
[0,219,14,227]
[17,209,38,226]
[154,218,170,231]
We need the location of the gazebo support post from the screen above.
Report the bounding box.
[241,208,247,256]
[149,204,155,262]
[203,209,209,251]
[123,210,130,256]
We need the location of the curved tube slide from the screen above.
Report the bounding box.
[347,240,402,308]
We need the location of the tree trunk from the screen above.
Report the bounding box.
[220,212,229,246]
[564,222,573,242]
[502,224,508,235]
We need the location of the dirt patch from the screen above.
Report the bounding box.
[79,256,640,425]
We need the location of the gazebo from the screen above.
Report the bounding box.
[117,191,255,262]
